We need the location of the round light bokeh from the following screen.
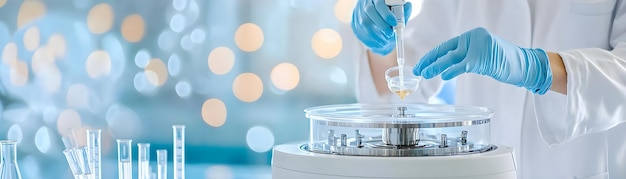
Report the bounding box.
[135,49,150,68]
[2,42,17,65]
[144,58,168,87]
[235,23,264,52]
[173,0,187,11]
[9,60,29,87]
[85,50,112,79]
[7,124,23,144]
[175,81,192,98]
[232,73,263,103]
[201,98,227,127]
[56,109,82,137]
[23,26,40,51]
[87,3,113,34]
[270,63,300,91]
[47,34,67,58]
[246,126,275,153]
[170,13,186,33]
[311,28,342,59]
[208,47,235,75]
[17,1,46,29]
[334,0,357,24]
[168,54,181,76]
[121,14,145,43]
[34,126,51,153]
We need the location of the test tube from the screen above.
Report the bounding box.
[138,143,151,179]
[86,129,102,179]
[156,150,167,179]
[117,139,132,179]
[172,125,185,179]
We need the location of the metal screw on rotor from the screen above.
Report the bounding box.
[328,130,336,146]
[439,134,448,148]
[461,130,468,145]
[355,130,363,148]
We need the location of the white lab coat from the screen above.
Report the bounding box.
[344,0,626,178]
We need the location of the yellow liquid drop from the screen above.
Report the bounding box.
[394,90,411,100]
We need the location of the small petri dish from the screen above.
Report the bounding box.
[385,66,421,99]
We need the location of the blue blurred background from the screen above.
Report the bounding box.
[0,0,454,178]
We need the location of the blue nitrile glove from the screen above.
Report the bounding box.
[351,0,412,55]
[413,27,553,94]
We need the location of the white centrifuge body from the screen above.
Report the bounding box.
[272,142,516,179]
[271,103,517,179]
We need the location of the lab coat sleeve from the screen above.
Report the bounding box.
[534,0,626,146]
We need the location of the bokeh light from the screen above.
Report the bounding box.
[67,84,89,108]
[205,165,234,179]
[208,47,235,75]
[134,72,157,94]
[144,58,168,87]
[168,54,181,76]
[329,66,347,84]
[34,126,51,153]
[56,109,82,137]
[2,42,18,65]
[9,60,29,87]
[180,34,193,51]
[334,0,357,24]
[173,0,187,11]
[201,98,227,127]
[23,26,40,51]
[175,81,192,98]
[38,64,62,93]
[190,28,206,43]
[311,28,342,59]
[17,1,46,29]
[232,73,263,103]
[86,50,112,79]
[158,29,177,50]
[0,0,5,8]
[31,46,54,75]
[246,126,274,153]
[270,63,300,91]
[7,124,23,144]
[121,14,145,43]
[135,49,150,68]
[47,34,67,58]
[235,23,264,52]
[170,13,186,33]
[87,3,114,34]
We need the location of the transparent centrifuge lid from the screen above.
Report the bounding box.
[303,103,495,157]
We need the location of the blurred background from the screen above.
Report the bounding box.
[0,0,454,178]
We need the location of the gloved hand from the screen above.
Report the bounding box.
[413,27,553,94]
[351,0,412,55]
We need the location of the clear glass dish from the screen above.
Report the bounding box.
[304,103,494,157]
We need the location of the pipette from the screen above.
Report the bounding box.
[386,0,407,88]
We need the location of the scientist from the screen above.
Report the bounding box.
[351,0,626,178]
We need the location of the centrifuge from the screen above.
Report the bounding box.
[272,103,517,179]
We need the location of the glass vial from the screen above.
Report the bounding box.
[117,139,132,179]
[0,140,22,179]
[156,150,167,179]
[138,143,150,179]
[172,125,185,179]
[86,129,102,179]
